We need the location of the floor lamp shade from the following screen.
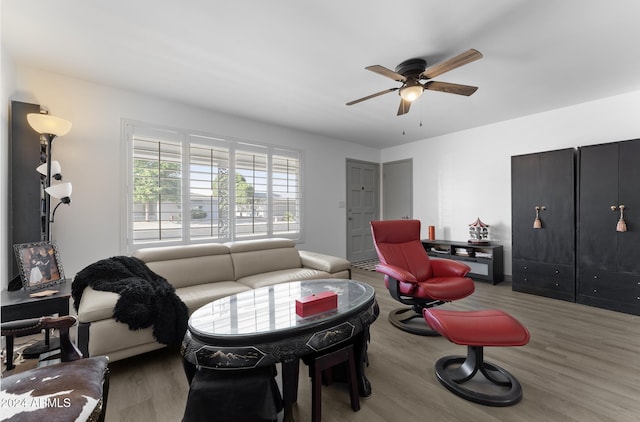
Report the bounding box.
[45,182,72,199]
[27,113,72,136]
[36,161,62,178]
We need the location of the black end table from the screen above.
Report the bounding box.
[1,280,71,369]
[182,279,379,422]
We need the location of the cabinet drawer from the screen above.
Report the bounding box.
[513,260,574,282]
[512,260,575,300]
[578,269,640,306]
[512,271,574,293]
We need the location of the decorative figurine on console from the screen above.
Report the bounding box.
[468,218,490,245]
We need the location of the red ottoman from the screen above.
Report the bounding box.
[423,309,530,406]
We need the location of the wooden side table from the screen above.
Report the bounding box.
[1,279,71,369]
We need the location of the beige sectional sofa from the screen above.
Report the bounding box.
[75,238,351,362]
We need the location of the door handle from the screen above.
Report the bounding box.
[615,205,627,232]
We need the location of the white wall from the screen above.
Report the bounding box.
[382,90,640,276]
[5,62,640,287]
[5,66,380,284]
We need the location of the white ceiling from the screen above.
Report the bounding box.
[3,0,640,148]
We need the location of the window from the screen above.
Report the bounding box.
[272,149,300,236]
[189,136,230,240]
[235,144,268,237]
[129,128,183,244]
[124,122,302,250]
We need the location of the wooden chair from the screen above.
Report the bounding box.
[1,315,110,422]
[304,343,360,422]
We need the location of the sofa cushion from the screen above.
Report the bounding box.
[226,238,295,253]
[228,238,302,280]
[77,287,119,323]
[236,268,332,289]
[177,282,251,313]
[134,243,234,288]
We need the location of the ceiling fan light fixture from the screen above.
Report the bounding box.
[347,49,482,115]
[399,84,423,102]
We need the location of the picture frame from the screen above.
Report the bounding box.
[13,241,65,291]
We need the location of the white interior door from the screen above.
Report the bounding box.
[383,159,413,220]
[346,159,379,263]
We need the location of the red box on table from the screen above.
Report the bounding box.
[295,291,338,317]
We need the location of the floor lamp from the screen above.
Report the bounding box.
[26,112,72,241]
[22,112,72,358]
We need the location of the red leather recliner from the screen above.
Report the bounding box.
[371,220,530,405]
[370,219,475,335]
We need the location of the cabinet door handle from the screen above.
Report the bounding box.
[616,205,627,232]
[533,206,546,229]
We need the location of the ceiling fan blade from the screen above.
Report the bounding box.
[424,81,478,96]
[346,87,399,106]
[397,98,412,116]
[365,65,407,82]
[420,49,483,79]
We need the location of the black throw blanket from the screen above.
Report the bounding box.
[72,256,188,346]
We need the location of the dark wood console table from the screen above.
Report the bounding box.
[422,240,504,284]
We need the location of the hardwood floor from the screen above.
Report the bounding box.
[105,268,640,421]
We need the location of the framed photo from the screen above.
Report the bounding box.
[13,241,65,291]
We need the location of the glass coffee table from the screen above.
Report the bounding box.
[181,279,378,422]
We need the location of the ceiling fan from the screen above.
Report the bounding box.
[346,49,483,116]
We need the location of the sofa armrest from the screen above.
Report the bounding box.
[299,250,351,274]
